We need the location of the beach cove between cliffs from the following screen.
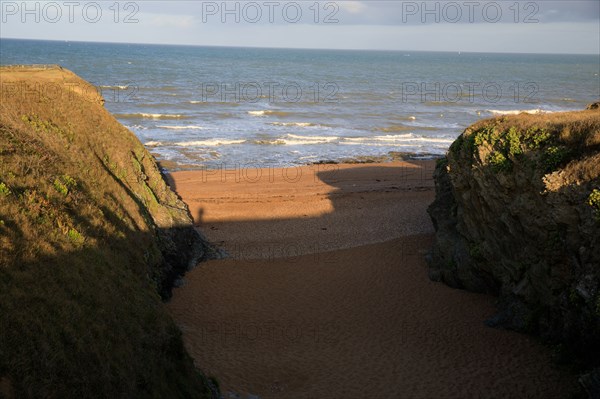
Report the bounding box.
[167,161,580,399]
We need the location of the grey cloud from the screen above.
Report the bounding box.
[138,1,598,27]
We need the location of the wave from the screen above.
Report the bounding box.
[405,120,461,129]
[248,110,291,117]
[344,134,454,145]
[124,124,147,130]
[251,139,286,145]
[268,122,320,128]
[156,125,205,130]
[248,134,339,146]
[145,139,246,147]
[387,115,417,122]
[136,102,184,108]
[115,113,185,120]
[344,134,412,143]
[487,109,553,116]
[175,139,246,147]
[374,125,413,133]
[282,134,339,145]
[189,100,239,106]
[257,133,454,146]
[145,133,455,149]
[99,85,130,90]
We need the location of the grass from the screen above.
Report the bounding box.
[0,66,212,398]
[0,182,10,196]
[53,175,76,196]
[452,111,600,178]
[589,189,600,219]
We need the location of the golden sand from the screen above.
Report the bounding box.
[167,161,577,398]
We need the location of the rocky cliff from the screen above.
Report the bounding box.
[0,66,216,398]
[428,107,600,377]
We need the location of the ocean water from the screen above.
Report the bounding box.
[1,38,598,169]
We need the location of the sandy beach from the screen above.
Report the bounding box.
[167,161,578,398]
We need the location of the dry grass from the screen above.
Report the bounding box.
[450,109,600,180]
[0,67,212,397]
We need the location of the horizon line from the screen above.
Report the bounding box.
[2,37,599,57]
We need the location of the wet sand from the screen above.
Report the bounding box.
[167,161,578,398]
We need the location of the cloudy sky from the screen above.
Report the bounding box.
[1,1,599,54]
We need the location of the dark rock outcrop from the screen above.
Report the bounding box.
[428,109,600,372]
[587,101,600,110]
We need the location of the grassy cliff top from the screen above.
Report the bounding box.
[429,106,600,377]
[0,66,213,398]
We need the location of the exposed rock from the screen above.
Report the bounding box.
[428,109,600,372]
[587,101,600,110]
[580,368,600,399]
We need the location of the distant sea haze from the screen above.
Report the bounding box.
[2,39,598,169]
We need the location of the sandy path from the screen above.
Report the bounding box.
[167,161,578,398]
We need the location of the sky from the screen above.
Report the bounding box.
[1,1,599,54]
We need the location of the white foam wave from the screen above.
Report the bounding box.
[344,134,454,145]
[157,125,205,130]
[281,134,339,145]
[269,122,316,128]
[487,109,552,116]
[99,85,129,90]
[116,113,185,119]
[345,134,413,143]
[145,139,245,147]
[341,142,449,148]
[248,110,267,116]
[124,124,147,130]
[141,113,183,119]
[175,139,245,147]
[248,110,290,117]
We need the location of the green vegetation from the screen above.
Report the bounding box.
[0,67,212,398]
[524,127,551,149]
[542,146,571,173]
[487,151,511,172]
[67,228,84,245]
[435,157,448,169]
[506,127,523,157]
[462,118,582,175]
[21,113,74,143]
[53,175,76,196]
[0,182,10,196]
[589,189,600,219]
[588,189,600,210]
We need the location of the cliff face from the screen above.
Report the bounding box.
[428,109,600,369]
[0,66,215,398]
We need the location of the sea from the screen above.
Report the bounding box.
[1,38,599,170]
